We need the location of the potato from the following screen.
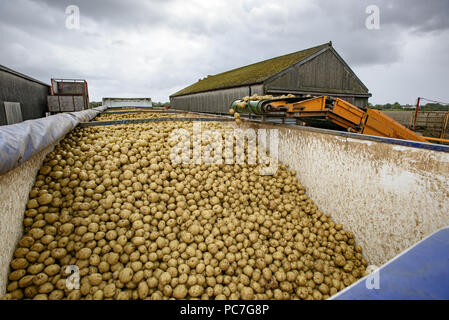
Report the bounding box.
[49,290,64,300]
[39,283,54,294]
[59,223,74,236]
[137,282,149,299]
[29,228,45,240]
[33,273,49,286]
[334,255,346,267]
[318,283,329,295]
[98,262,110,273]
[10,289,24,300]
[67,290,81,300]
[44,264,60,276]
[240,287,254,300]
[188,285,203,298]
[27,199,39,209]
[159,272,171,286]
[119,268,133,284]
[19,236,35,248]
[38,193,53,205]
[132,237,145,246]
[8,270,26,281]
[18,275,34,288]
[28,263,45,275]
[104,284,116,298]
[93,290,104,300]
[88,273,103,286]
[10,258,28,270]
[78,248,92,260]
[313,272,324,285]
[173,285,187,299]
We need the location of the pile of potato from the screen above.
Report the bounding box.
[230,94,297,124]
[2,117,367,300]
[241,94,296,102]
[95,112,184,121]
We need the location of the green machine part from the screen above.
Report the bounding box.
[230,100,265,115]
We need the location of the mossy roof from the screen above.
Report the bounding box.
[171,43,330,97]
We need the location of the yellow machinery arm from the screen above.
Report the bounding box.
[232,96,428,142]
[285,96,427,142]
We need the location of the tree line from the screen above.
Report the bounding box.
[368,102,449,111]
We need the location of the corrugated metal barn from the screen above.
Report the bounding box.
[170,42,371,114]
[0,64,50,125]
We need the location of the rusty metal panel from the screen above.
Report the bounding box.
[51,79,87,96]
[47,96,86,112]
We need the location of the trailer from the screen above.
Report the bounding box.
[47,79,90,113]
[102,97,152,108]
[0,107,448,300]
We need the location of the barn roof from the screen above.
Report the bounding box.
[171,42,330,97]
[0,64,50,87]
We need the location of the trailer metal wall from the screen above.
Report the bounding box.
[0,142,58,296]
[0,107,105,296]
[0,65,50,126]
[241,121,449,266]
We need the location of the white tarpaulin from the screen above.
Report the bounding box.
[0,107,105,175]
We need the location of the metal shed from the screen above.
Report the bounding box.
[102,97,153,108]
[170,42,371,114]
[0,64,50,126]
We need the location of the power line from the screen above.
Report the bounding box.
[420,97,449,105]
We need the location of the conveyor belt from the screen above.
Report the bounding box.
[231,96,428,142]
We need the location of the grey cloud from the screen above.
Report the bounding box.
[0,0,447,104]
[380,0,449,33]
[34,0,171,28]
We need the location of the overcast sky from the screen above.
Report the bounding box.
[1,0,448,105]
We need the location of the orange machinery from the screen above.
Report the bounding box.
[231,96,428,142]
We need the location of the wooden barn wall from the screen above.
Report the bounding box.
[170,84,264,114]
[354,97,368,108]
[265,49,368,96]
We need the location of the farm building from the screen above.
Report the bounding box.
[0,64,50,125]
[170,42,371,113]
